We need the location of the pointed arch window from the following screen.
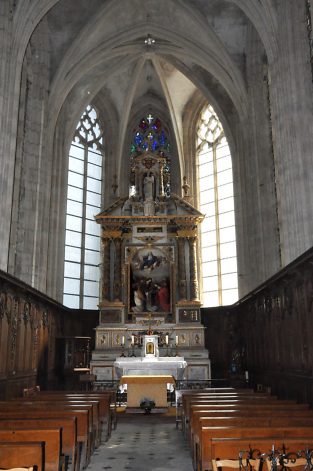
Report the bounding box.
[197,104,238,306]
[63,105,104,309]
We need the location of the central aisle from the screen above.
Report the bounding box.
[88,415,194,471]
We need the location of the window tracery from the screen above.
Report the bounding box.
[197,104,238,306]
[63,105,104,309]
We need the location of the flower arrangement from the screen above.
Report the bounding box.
[140,398,156,413]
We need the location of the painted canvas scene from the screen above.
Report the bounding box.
[130,248,171,313]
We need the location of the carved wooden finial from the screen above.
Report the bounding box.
[182,176,190,197]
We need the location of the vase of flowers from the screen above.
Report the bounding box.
[140,398,156,414]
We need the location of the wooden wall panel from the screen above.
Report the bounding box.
[0,270,99,399]
[202,247,313,405]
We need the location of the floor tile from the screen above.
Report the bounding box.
[87,415,193,471]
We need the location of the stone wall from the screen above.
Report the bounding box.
[1,0,313,304]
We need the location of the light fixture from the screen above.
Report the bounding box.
[144,34,155,46]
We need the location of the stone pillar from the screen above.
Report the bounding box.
[189,237,199,301]
[268,0,313,265]
[101,237,110,302]
[235,23,281,297]
[177,238,187,300]
[6,19,51,292]
[0,2,14,271]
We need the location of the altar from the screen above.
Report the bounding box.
[114,356,187,380]
[120,375,175,408]
[90,135,211,383]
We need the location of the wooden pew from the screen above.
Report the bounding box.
[183,400,309,438]
[1,402,94,440]
[37,392,114,440]
[9,399,99,451]
[211,458,260,471]
[177,390,267,429]
[0,442,44,471]
[0,408,89,470]
[191,416,313,463]
[0,428,63,471]
[180,388,255,394]
[0,417,78,471]
[210,436,313,461]
[182,393,275,419]
[189,407,313,443]
[183,399,307,437]
[196,426,313,471]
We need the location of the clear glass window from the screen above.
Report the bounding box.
[63,105,104,309]
[197,104,238,306]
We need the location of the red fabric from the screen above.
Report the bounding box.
[157,286,170,311]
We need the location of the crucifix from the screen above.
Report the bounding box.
[146,312,154,335]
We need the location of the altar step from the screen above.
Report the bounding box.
[117,405,177,416]
[125,407,168,414]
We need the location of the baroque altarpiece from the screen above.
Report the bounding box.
[90,116,210,380]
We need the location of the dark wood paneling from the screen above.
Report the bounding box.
[0,270,98,399]
[202,246,313,405]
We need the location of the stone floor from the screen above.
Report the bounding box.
[88,414,194,471]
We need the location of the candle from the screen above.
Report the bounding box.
[245,370,249,380]
[131,335,134,345]
[121,336,125,345]
[176,335,178,345]
[165,334,169,345]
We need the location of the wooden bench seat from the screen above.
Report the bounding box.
[191,415,313,462]
[9,399,99,450]
[189,406,313,436]
[0,428,63,471]
[0,417,78,471]
[0,407,89,470]
[183,400,308,436]
[37,392,114,440]
[0,442,44,471]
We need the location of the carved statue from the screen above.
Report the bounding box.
[144,199,155,216]
[143,172,155,200]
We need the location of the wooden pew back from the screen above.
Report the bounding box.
[0,442,44,471]
[0,428,62,471]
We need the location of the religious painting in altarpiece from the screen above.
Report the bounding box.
[126,246,174,317]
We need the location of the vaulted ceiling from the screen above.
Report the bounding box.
[15,0,277,183]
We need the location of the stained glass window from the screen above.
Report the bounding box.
[130,114,170,155]
[130,114,171,195]
[63,105,104,310]
[197,104,238,307]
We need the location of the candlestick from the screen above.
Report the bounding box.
[120,343,126,357]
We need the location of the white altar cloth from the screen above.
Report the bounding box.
[114,356,187,380]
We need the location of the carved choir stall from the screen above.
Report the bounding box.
[90,137,211,383]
